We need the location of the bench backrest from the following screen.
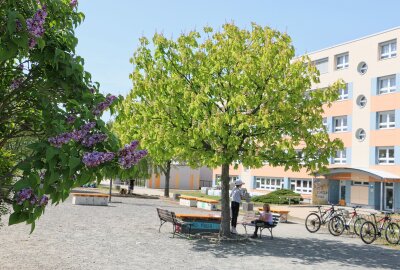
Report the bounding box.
[271,213,280,226]
[157,208,177,223]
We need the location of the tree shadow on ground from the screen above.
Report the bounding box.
[190,236,399,268]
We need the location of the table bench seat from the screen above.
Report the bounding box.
[72,193,109,206]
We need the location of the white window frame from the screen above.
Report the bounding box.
[378,75,396,94]
[215,175,239,185]
[333,149,346,164]
[353,181,369,186]
[378,110,395,129]
[377,147,395,165]
[255,177,284,191]
[322,117,328,131]
[313,57,329,74]
[333,116,348,132]
[290,179,312,194]
[380,40,397,60]
[338,84,349,100]
[295,150,305,164]
[336,53,349,70]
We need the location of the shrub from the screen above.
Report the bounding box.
[251,189,302,204]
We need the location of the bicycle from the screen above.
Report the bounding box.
[305,205,337,233]
[359,211,400,245]
[328,206,366,236]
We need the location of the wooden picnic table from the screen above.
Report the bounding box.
[175,213,221,221]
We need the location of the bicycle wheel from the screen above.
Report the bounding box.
[352,217,366,236]
[360,221,377,244]
[328,216,345,236]
[385,222,400,245]
[305,213,321,233]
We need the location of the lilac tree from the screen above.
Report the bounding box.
[0,0,147,231]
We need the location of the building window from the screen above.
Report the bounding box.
[357,62,368,75]
[377,110,395,129]
[255,177,284,190]
[333,149,346,164]
[333,116,348,132]
[377,147,395,165]
[338,84,348,100]
[355,128,366,141]
[215,175,239,185]
[335,53,349,70]
[380,40,397,60]
[378,75,396,94]
[352,181,369,186]
[322,117,328,130]
[356,95,367,108]
[290,179,312,194]
[295,150,305,164]
[313,57,329,74]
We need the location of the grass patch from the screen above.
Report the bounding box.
[178,191,220,201]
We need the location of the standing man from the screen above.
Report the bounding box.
[230,179,245,234]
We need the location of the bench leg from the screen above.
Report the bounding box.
[159,220,166,232]
[242,224,248,236]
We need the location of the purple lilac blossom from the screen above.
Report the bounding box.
[26,6,47,38]
[92,95,117,116]
[81,133,108,147]
[10,77,24,90]
[118,141,148,169]
[70,0,78,7]
[26,6,47,48]
[15,188,33,205]
[28,37,37,49]
[66,115,76,124]
[16,20,23,31]
[82,151,115,167]
[48,122,96,147]
[39,195,49,206]
[30,195,38,205]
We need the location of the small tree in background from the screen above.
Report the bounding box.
[114,97,184,198]
[127,23,343,238]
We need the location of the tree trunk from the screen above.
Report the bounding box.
[109,178,112,202]
[164,160,171,198]
[220,163,231,237]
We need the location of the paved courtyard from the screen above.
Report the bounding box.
[0,192,399,270]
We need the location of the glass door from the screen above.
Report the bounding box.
[339,180,346,200]
[384,183,394,211]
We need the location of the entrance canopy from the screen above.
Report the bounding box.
[321,167,400,181]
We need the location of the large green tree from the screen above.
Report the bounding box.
[120,23,344,237]
[0,0,146,231]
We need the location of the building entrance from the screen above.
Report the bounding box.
[384,183,394,211]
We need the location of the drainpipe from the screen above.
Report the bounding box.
[380,181,383,211]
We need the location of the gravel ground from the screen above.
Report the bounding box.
[1,194,399,270]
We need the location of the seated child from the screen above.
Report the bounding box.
[251,203,273,238]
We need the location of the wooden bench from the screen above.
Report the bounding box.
[258,208,290,223]
[195,197,219,211]
[71,193,109,206]
[240,212,280,239]
[156,208,192,237]
[179,195,198,207]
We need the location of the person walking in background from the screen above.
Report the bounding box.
[251,203,273,238]
[230,179,245,234]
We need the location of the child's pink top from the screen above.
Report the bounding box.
[260,211,273,223]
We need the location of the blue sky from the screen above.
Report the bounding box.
[76,0,400,98]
